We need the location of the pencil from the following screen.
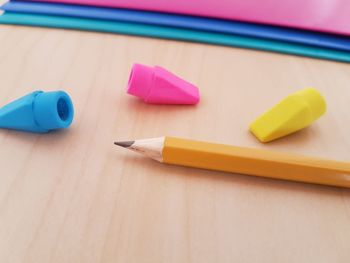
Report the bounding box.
[114,136,350,188]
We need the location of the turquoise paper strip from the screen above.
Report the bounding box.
[1,12,350,63]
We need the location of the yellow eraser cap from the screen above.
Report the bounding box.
[249,88,326,143]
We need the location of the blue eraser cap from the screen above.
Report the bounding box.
[0,90,74,133]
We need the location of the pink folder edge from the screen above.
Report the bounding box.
[22,0,350,36]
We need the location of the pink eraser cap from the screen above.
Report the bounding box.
[127,63,200,104]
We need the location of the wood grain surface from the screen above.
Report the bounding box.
[0,21,350,263]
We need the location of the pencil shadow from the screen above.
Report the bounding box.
[116,153,350,197]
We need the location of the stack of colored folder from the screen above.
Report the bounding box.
[1,0,350,63]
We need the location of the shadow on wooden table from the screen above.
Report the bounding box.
[124,96,201,113]
[0,127,73,152]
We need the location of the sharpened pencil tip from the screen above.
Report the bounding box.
[114,140,135,148]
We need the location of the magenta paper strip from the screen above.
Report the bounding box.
[21,0,350,36]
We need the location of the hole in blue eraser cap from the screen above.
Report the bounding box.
[57,98,70,121]
[33,91,74,131]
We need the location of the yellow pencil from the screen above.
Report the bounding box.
[114,136,350,188]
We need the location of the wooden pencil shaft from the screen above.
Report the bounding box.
[162,137,350,188]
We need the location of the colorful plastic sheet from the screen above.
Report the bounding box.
[1,12,350,63]
[20,0,350,36]
[3,1,350,52]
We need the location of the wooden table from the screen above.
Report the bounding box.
[0,20,350,263]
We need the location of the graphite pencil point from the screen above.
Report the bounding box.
[114,141,135,148]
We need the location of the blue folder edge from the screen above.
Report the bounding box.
[1,11,350,64]
[3,0,350,52]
